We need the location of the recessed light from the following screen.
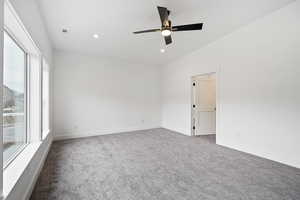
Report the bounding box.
[93,34,99,39]
[160,49,165,53]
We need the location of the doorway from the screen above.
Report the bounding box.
[191,73,216,137]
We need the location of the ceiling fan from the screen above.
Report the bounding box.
[133,6,203,45]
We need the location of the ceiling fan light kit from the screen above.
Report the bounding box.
[161,29,171,36]
[133,6,203,45]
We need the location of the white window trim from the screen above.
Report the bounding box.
[3,142,42,198]
[41,59,50,139]
[4,0,40,55]
[2,0,48,198]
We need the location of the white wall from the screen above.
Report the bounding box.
[161,1,300,168]
[53,51,161,140]
[0,0,4,197]
[9,0,52,62]
[4,0,53,200]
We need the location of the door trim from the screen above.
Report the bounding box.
[191,71,219,137]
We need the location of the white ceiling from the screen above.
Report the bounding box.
[38,0,294,65]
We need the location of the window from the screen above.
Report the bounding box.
[3,0,44,171]
[3,1,52,197]
[42,59,50,139]
[3,31,27,166]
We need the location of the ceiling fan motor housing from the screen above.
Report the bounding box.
[163,20,172,30]
[133,6,203,45]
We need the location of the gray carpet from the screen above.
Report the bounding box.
[30,128,300,200]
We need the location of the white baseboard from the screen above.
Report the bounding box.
[160,126,191,136]
[217,141,300,169]
[54,126,161,141]
[195,133,216,136]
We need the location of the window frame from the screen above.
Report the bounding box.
[41,59,50,140]
[3,0,45,171]
[3,29,30,169]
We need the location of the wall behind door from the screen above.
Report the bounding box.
[161,1,300,168]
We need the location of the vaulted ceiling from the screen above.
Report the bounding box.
[37,0,294,65]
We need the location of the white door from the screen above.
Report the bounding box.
[192,74,216,135]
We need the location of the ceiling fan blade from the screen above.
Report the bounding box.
[172,23,203,32]
[157,6,169,25]
[164,35,172,45]
[133,29,160,34]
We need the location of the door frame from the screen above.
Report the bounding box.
[191,72,219,137]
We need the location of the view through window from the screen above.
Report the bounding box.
[3,31,27,165]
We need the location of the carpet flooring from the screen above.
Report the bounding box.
[30,128,300,200]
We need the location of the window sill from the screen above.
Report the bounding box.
[3,144,28,170]
[3,142,42,199]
